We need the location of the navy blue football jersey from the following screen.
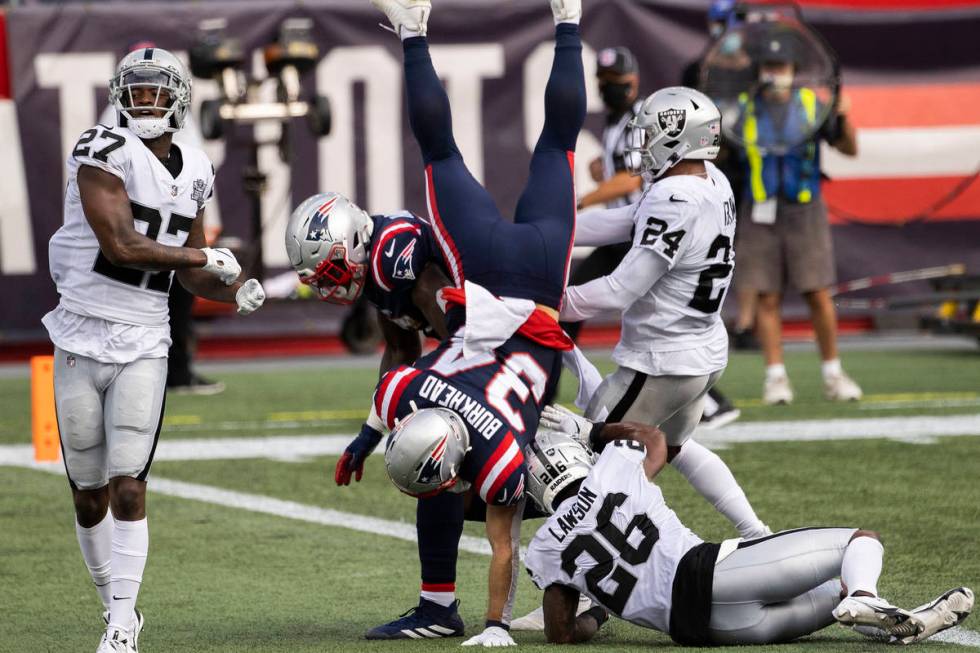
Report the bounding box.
[374,335,563,506]
[363,212,445,331]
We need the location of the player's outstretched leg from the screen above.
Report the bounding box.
[365,493,466,640]
[512,18,587,307]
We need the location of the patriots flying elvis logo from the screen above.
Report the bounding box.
[416,434,450,485]
[392,240,417,281]
[305,196,339,242]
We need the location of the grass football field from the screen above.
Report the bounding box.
[1,346,979,652]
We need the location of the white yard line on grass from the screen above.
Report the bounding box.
[4,414,980,468]
[12,459,979,647]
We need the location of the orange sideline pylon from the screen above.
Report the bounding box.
[30,355,60,462]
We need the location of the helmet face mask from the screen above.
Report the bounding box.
[525,431,596,514]
[285,192,374,305]
[109,48,191,140]
[383,408,472,498]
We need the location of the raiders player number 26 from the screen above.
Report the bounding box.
[42,47,265,653]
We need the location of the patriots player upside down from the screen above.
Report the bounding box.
[285,0,588,646]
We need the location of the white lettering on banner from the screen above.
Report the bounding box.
[317,47,403,214]
[522,41,604,197]
[0,100,36,274]
[252,51,293,269]
[430,45,505,184]
[35,53,116,168]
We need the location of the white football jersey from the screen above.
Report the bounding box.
[525,442,704,634]
[613,161,736,375]
[48,124,214,329]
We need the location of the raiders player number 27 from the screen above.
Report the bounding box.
[42,47,264,653]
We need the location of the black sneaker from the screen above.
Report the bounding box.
[731,328,760,351]
[365,598,465,640]
[700,404,741,430]
[167,374,225,396]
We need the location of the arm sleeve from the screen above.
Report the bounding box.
[560,246,670,322]
[370,221,426,293]
[574,204,636,247]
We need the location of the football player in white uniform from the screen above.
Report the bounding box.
[42,48,265,653]
[523,423,974,646]
[558,87,770,539]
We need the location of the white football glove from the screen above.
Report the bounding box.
[235,278,266,315]
[538,404,593,447]
[461,626,516,647]
[201,247,241,286]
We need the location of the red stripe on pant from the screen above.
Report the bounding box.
[424,165,464,286]
[421,582,456,592]
[559,150,577,310]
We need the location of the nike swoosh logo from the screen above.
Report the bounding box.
[112,595,132,601]
[385,240,396,257]
[669,194,687,203]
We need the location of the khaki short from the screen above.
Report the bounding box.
[734,198,836,295]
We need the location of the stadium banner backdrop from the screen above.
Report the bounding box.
[1,0,979,333]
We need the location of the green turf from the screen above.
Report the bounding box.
[2,348,978,445]
[1,348,979,651]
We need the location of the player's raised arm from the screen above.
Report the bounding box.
[410,262,451,339]
[78,165,239,283]
[573,203,636,247]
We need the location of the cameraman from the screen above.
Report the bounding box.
[734,32,861,405]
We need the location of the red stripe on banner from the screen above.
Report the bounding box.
[824,176,980,224]
[0,12,10,99]
[486,447,525,505]
[425,165,464,286]
[846,83,980,129]
[386,369,421,428]
[421,582,455,592]
[792,0,980,9]
[560,150,577,310]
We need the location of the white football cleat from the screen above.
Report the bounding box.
[834,595,924,641]
[824,371,863,402]
[98,610,143,653]
[897,587,974,644]
[550,0,582,24]
[763,374,794,405]
[510,594,592,631]
[370,0,431,38]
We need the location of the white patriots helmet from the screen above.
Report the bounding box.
[624,86,722,180]
[525,430,596,514]
[285,192,375,304]
[384,408,472,498]
[109,47,191,140]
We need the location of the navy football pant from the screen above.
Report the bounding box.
[403,25,585,309]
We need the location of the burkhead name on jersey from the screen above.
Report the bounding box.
[614,160,736,374]
[49,125,215,328]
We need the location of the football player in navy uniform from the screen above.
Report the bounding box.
[319,0,589,645]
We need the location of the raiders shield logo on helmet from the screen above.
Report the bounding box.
[658,108,687,137]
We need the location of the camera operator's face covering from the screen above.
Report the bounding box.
[759,62,795,98]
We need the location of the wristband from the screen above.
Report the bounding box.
[485,619,510,631]
[582,605,609,626]
[589,421,607,453]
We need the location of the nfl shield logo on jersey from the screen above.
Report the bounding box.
[658,108,686,137]
[305,196,339,242]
